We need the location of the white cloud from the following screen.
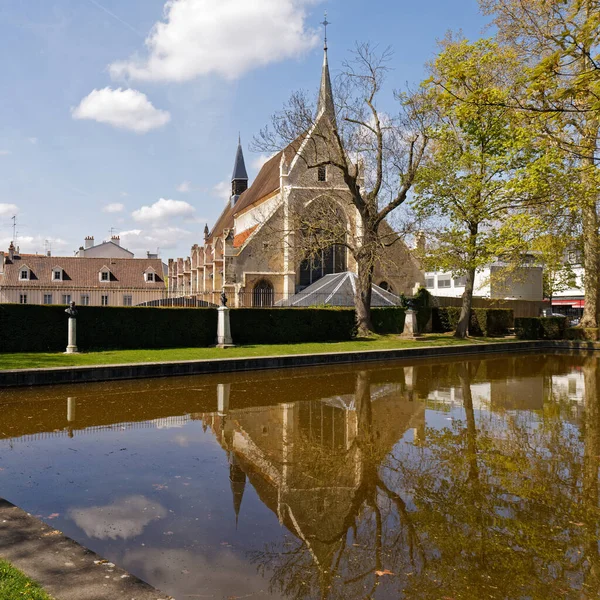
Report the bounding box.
[120,191,130,197]
[0,203,18,217]
[176,180,191,193]
[0,234,69,253]
[132,198,195,223]
[28,137,38,145]
[120,226,196,252]
[212,180,231,203]
[102,202,125,213]
[69,496,166,541]
[109,0,321,82]
[0,150,11,156]
[251,153,275,171]
[72,88,171,134]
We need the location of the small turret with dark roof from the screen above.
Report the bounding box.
[231,137,248,206]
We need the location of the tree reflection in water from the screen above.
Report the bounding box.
[231,359,600,600]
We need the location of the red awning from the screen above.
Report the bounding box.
[552,299,585,308]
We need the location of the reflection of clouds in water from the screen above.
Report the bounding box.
[69,495,166,540]
[124,547,284,599]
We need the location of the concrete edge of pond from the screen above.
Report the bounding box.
[0,498,172,600]
[1,339,598,388]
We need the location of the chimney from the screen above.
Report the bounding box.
[111,235,120,246]
[46,250,51,257]
[85,236,94,249]
[416,231,426,254]
[8,242,15,261]
[0,251,4,274]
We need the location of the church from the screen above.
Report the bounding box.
[168,42,423,307]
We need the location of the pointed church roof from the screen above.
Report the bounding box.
[317,45,335,120]
[232,138,248,181]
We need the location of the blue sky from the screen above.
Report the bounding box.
[0,0,489,260]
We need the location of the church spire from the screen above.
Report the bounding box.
[231,136,248,206]
[317,13,335,121]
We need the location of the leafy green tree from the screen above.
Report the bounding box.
[479,0,600,328]
[413,38,558,337]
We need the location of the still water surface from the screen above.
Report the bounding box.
[0,353,599,599]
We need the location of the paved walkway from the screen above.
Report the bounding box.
[0,499,171,600]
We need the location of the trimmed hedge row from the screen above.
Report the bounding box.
[432,307,513,337]
[514,316,567,340]
[0,304,408,353]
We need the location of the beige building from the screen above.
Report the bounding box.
[0,242,167,306]
[169,45,423,307]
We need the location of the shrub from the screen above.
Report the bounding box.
[0,304,216,353]
[514,316,567,340]
[432,307,512,336]
[371,307,406,334]
[471,308,513,337]
[413,288,432,332]
[230,308,356,344]
[565,327,599,341]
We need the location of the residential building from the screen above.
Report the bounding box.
[0,242,167,306]
[74,235,134,259]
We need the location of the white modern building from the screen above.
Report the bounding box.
[424,261,544,301]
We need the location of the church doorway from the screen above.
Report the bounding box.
[253,280,274,307]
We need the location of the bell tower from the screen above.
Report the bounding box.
[231,136,248,206]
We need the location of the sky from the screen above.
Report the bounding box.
[0,0,489,261]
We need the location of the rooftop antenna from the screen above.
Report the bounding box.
[109,227,120,237]
[321,12,331,50]
[11,215,16,243]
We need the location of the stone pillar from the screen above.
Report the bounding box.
[65,316,79,353]
[216,306,234,348]
[401,309,421,339]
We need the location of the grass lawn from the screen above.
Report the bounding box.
[0,559,52,600]
[0,334,516,371]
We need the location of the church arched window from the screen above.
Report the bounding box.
[253,280,274,307]
[378,281,393,293]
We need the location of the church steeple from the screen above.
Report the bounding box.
[231,136,248,206]
[317,14,335,121]
[229,453,247,528]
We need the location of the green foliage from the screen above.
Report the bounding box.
[230,308,357,344]
[0,305,217,353]
[565,327,599,342]
[370,307,406,334]
[514,317,567,340]
[413,288,433,332]
[0,559,52,600]
[433,307,512,336]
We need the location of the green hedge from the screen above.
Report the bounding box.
[0,304,412,353]
[432,307,512,336]
[514,316,567,340]
[371,307,406,334]
[230,308,357,345]
[0,304,217,353]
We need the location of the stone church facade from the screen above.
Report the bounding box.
[168,45,423,307]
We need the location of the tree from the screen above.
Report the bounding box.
[413,38,557,337]
[255,43,430,335]
[478,0,600,328]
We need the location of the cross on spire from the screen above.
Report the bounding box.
[321,12,330,50]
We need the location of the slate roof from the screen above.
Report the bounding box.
[232,141,249,181]
[277,272,402,307]
[0,255,167,289]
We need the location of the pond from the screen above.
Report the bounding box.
[0,352,599,599]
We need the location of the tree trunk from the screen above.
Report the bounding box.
[579,120,599,329]
[355,254,374,337]
[456,266,476,339]
[580,190,599,329]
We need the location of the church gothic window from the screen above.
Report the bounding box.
[317,166,327,182]
[253,280,274,307]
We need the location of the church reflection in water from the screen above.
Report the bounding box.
[2,354,600,599]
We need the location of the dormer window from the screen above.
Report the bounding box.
[147,272,155,282]
[53,269,62,281]
[99,268,111,282]
[144,268,157,283]
[20,269,29,280]
[318,166,327,182]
